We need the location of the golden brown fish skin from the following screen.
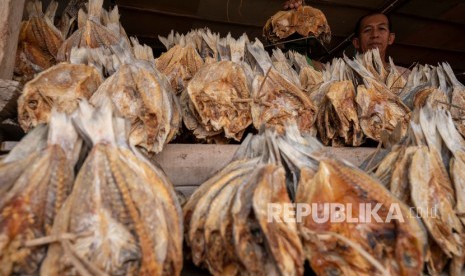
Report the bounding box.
[317,80,363,146]
[390,146,416,204]
[232,167,279,276]
[18,63,102,131]
[118,147,183,276]
[203,172,249,275]
[0,145,73,275]
[253,165,304,276]
[187,163,255,266]
[252,68,317,134]
[15,2,64,81]
[264,5,330,44]
[356,83,410,141]
[57,0,121,62]
[187,61,252,141]
[412,88,448,110]
[41,101,178,275]
[42,144,163,275]
[298,159,426,276]
[156,45,204,94]
[183,159,254,232]
[409,146,463,258]
[374,146,402,188]
[90,62,179,153]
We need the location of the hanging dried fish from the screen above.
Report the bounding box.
[0,111,81,275]
[18,63,102,132]
[41,101,183,275]
[15,1,64,82]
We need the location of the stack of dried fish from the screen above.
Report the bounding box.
[0,112,81,275]
[373,105,465,274]
[400,62,465,137]
[181,33,253,142]
[57,0,130,62]
[184,128,305,275]
[345,51,411,142]
[184,60,252,141]
[156,32,205,94]
[89,40,181,153]
[288,50,323,94]
[247,39,317,135]
[263,5,331,45]
[297,155,427,275]
[41,101,183,275]
[15,1,64,82]
[314,58,363,146]
[17,62,102,132]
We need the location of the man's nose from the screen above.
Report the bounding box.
[370,29,380,38]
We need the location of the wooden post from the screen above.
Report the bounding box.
[0,0,26,80]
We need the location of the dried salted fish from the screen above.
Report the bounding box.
[436,111,465,227]
[386,57,407,95]
[180,89,223,141]
[263,5,331,44]
[57,0,126,62]
[185,129,307,275]
[57,0,87,38]
[90,48,181,153]
[186,61,252,141]
[288,51,323,93]
[356,82,410,141]
[252,165,304,276]
[356,48,388,84]
[184,158,258,268]
[271,49,301,87]
[15,1,64,82]
[18,63,102,132]
[247,40,317,134]
[317,80,364,146]
[442,63,465,136]
[156,40,204,94]
[41,101,183,275]
[297,158,427,275]
[0,111,80,275]
[345,54,411,141]
[409,145,463,258]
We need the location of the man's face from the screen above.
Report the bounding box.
[352,14,395,59]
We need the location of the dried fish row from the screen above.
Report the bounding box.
[373,105,465,274]
[314,58,363,146]
[0,112,81,275]
[345,51,411,142]
[184,128,305,275]
[57,0,130,62]
[297,157,427,275]
[41,101,183,275]
[247,39,317,135]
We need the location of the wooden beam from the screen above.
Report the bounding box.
[0,0,25,80]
